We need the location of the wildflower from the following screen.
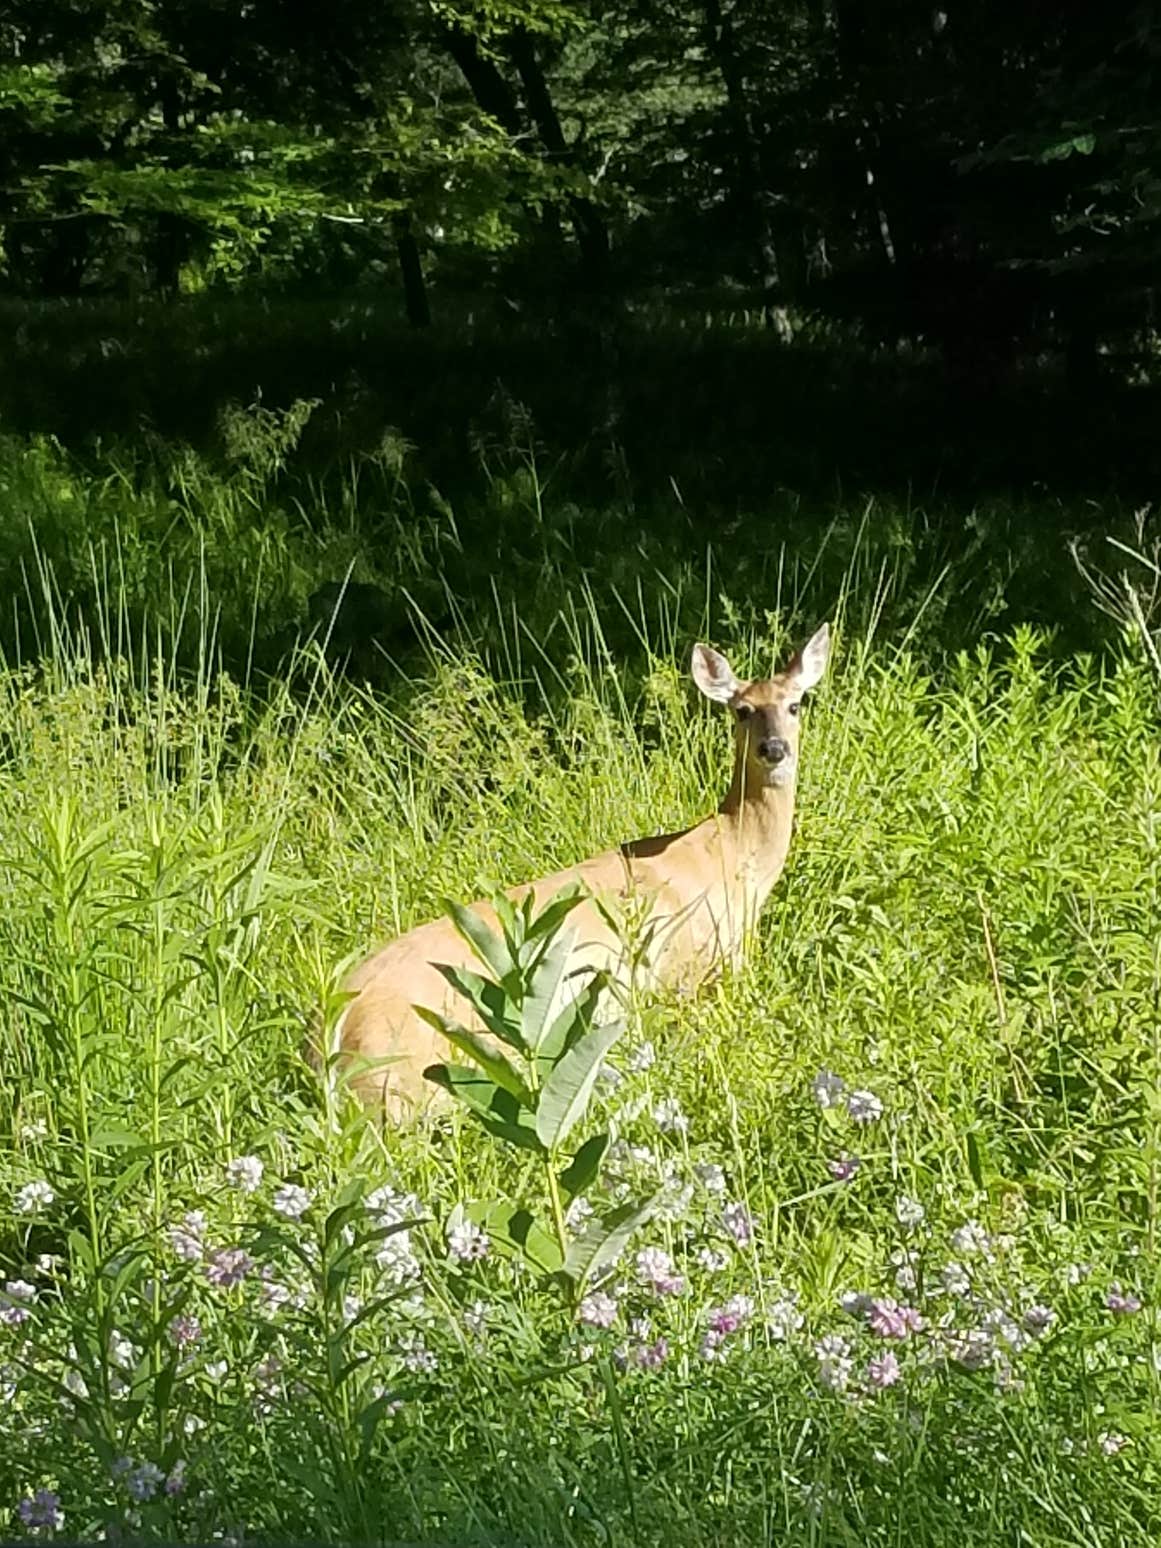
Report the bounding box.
[578,1291,619,1329]
[892,1258,918,1293]
[948,1328,994,1369]
[815,1334,854,1392]
[125,1462,165,1502]
[1023,1303,1055,1336]
[847,1090,883,1124]
[706,1295,755,1337]
[950,1220,991,1256]
[941,1261,972,1296]
[205,1247,253,1288]
[867,1350,902,1389]
[257,1267,292,1315]
[697,1246,728,1273]
[722,1201,753,1245]
[398,1332,437,1374]
[167,1315,201,1348]
[17,1490,63,1531]
[635,1247,684,1297]
[109,1330,136,1369]
[653,1098,689,1134]
[14,1180,55,1215]
[1065,1261,1093,1285]
[165,1461,187,1497]
[659,1175,695,1221]
[627,1041,656,1073]
[168,1211,208,1262]
[633,1337,669,1369]
[0,1280,37,1327]
[566,1196,595,1232]
[828,1155,860,1182]
[812,1069,846,1109]
[374,1233,421,1285]
[1099,1432,1130,1456]
[225,1155,264,1194]
[766,1291,805,1341]
[1106,1285,1142,1315]
[869,1299,923,1340]
[695,1161,727,1193]
[463,1300,490,1338]
[895,1195,925,1229]
[366,1184,421,1226]
[272,1184,311,1219]
[204,1360,228,1381]
[447,1220,489,1263]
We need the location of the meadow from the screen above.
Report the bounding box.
[2,378,1161,1548]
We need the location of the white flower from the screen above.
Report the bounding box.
[811,1070,846,1109]
[225,1155,264,1194]
[627,1041,656,1073]
[767,1291,805,1341]
[168,1210,207,1262]
[447,1221,489,1263]
[399,1332,438,1375]
[375,1232,421,1285]
[125,1461,165,1502]
[566,1196,595,1232]
[635,1246,684,1295]
[272,1184,311,1219]
[697,1246,728,1273]
[894,1262,918,1292]
[14,1180,54,1214]
[578,1291,619,1328]
[653,1098,689,1134]
[1099,1431,1130,1456]
[895,1195,925,1229]
[814,1334,854,1391]
[941,1261,972,1296]
[950,1220,991,1256]
[366,1185,421,1226]
[846,1090,883,1124]
[1023,1303,1055,1336]
[204,1359,228,1381]
[695,1162,727,1194]
[463,1300,490,1338]
[840,1290,874,1318]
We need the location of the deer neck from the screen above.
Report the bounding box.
[717,764,797,911]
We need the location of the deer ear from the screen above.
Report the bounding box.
[691,643,740,704]
[787,623,830,692]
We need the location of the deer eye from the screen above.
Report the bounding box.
[788,701,801,717]
[736,704,753,722]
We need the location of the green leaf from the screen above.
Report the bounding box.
[537,971,609,1066]
[522,883,587,948]
[424,1063,545,1154]
[521,926,579,1050]
[432,962,526,1050]
[558,1132,608,1200]
[563,1196,657,1286]
[414,1006,532,1102]
[442,898,514,981]
[465,1200,563,1274]
[535,1017,623,1151]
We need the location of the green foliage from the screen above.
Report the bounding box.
[421,886,655,1293]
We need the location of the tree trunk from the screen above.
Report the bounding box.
[392,210,430,328]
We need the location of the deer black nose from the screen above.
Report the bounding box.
[758,737,790,764]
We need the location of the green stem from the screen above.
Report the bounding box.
[545,1155,569,1267]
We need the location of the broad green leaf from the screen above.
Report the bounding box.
[537,971,609,1065]
[521,925,578,1050]
[558,1132,608,1200]
[424,1063,545,1154]
[563,1196,657,1286]
[466,1200,563,1274]
[535,1018,623,1151]
[522,883,587,949]
[442,898,514,981]
[414,1006,532,1103]
[433,961,526,1050]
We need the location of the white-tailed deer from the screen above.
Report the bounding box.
[328,625,830,1118]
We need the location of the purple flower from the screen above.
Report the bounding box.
[167,1314,201,1348]
[1023,1303,1055,1336]
[1106,1284,1142,1315]
[125,1462,165,1502]
[633,1336,669,1369]
[17,1490,63,1531]
[205,1246,253,1288]
[0,1280,37,1327]
[722,1201,753,1245]
[706,1294,755,1337]
[635,1247,685,1297]
[866,1350,902,1388]
[168,1210,208,1262]
[828,1156,860,1182]
[868,1298,924,1340]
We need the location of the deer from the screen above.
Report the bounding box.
[325,625,830,1119]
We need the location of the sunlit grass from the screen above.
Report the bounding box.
[2,421,1161,1544]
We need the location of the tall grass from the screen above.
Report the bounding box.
[2,419,1161,1544]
